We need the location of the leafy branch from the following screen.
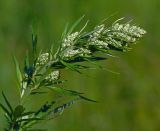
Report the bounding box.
[0,16,146,131]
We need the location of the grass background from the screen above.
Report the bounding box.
[0,0,160,130]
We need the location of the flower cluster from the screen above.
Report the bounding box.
[58,21,146,62]
[112,23,146,38]
[59,30,95,60]
[62,32,79,48]
[105,37,122,48]
[36,53,49,66]
[87,24,110,49]
[45,71,60,82]
[89,24,105,41]
[1,17,146,131]
[61,47,91,60]
[105,23,147,44]
[87,22,146,51]
[89,40,109,49]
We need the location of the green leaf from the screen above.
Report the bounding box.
[79,20,89,34]
[83,57,103,69]
[48,86,96,102]
[61,23,69,40]
[49,44,54,60]
[17,117,42,123]
[54,98,79,113]
[61,60,81,73]
[31,30,38,60]
[14,56,22,92]
[47,86,83,97]
[35,101,55,116]
[21,112,35,117]
[24,51,30,69]
[67,15,85,35]
[47,98,79,119]
[79,95,97,102]
[0,103,11,117]
[83,57,119,74]
[30,91,47,95]
[2,91,13,114]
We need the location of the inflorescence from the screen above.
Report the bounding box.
[0,17,146,131]
[58,20,146,61]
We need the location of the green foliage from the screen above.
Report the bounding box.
[0,17,146,130]
[13,56,22,94]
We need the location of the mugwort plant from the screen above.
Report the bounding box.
[0,16,146,130]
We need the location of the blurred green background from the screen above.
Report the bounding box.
[0,0,160,130]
